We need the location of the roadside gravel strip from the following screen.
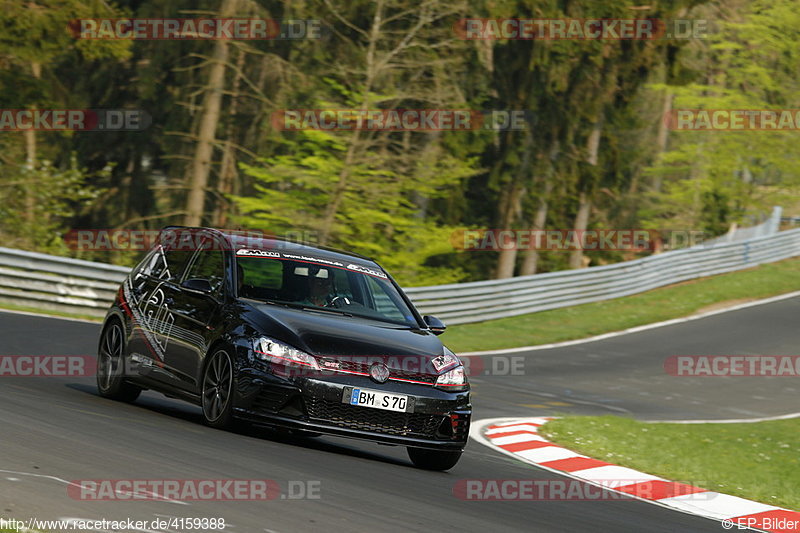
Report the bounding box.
[472,417,800,533]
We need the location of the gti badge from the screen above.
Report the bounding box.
[369,362,390,383]
[320,358,340,370]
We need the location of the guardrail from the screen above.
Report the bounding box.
[405,228,800,324]
[0,227,798,323]
[0,248,129,318]
[698,206,782,247]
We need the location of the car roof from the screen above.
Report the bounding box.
[163,226,382,269]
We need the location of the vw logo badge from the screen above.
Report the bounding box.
[370,362,390,383]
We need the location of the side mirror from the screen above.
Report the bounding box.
[423,315,446,335]
[181,278,213,294]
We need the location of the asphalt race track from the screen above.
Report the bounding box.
[470,294,800,422]
[2,297,797,532]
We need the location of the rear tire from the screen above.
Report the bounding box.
[96,320,141,403]
[407,447,462,471]
[201,349,235,429]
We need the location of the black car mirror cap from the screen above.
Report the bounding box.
[423,315,447,335]
[181,278,214,294]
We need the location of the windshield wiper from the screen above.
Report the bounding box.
[304,307,354,317]
[253,298,411,323]
[258,299,353,317]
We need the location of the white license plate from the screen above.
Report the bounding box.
[348,388,409,412]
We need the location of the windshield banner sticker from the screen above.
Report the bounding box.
[346,263,388,279]
[236,249,281,258]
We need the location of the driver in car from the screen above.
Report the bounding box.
[305,270,334,307]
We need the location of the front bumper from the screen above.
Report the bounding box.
[233,366,471,451]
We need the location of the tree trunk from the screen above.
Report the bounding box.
[652,90,672,192]
[494,128,534,279]
[214,45,246,227]
[23,128,36,223]
[184,0,238,227]
[318,1,384,245]
[568,121,601,269]
[520,177,552,276]
[495,183,524,279]
[568,192,592,268]
[318,133,359,245]
[23,61,42,224]
[520,140,559,276]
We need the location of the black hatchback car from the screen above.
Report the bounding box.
[97,227,471,470]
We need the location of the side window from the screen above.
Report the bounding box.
[163,248,194,282]
[133,247,168,280]
[133,245,191,282]
[364,276,406,322]
[153,229,196,282]
[184,244,226,295]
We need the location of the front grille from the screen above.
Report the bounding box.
[305,397,443,438]
[335,360,437,385]
[391,368,437,384]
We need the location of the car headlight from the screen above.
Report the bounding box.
[435,365,468,391]
[253,337,319,370]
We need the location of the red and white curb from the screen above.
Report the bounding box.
[471,417,800,533]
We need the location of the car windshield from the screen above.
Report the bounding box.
[235,250,419,327]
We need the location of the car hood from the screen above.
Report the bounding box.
[244,301,445,359]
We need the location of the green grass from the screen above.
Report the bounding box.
[0,302,101,322]
[540,416,800,511]
[0,521,20,532]
[441,257,800,352]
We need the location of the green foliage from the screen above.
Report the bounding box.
[0,0,132,65]
[641,0,800,233]
[0,0,797,286]
[231,0,483,285]
[0,0,131,254]
[233,128,479,286]
[0,154,109,253]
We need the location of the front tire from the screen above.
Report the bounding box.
[407,447,463,471]
[96,321,141,402]
[201,349,235,429]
